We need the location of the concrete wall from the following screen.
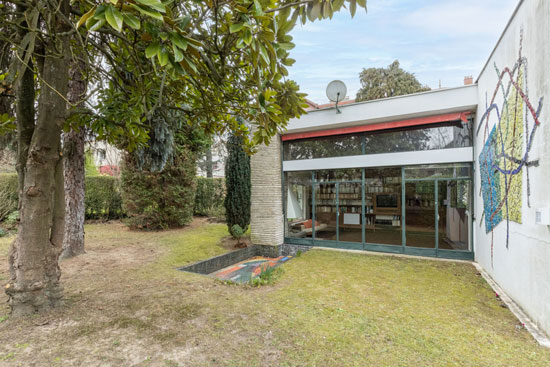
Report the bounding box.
[250,134,284,246]
[474,0,550,336]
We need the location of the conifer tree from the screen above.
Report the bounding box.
[224,133,251,236]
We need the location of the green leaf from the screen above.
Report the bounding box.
[158,47,169,66]
[333,0,346,11]
[172,44,184,62]
[243,29,253,45]
[122,13,141,30]
[105,5,123,32]
[178,15,191,29]
[282,58,295,66]
[88,18,106,32]
[145,42,160,58]
[278,42,294,50]
[134,0,166,13]
[77,6,97,29]
[129,4,164,21]
[253,0,263,16]
[349,0,357,17]
[171,34,187,50]
[230,23,244,33]
[259,44,269,65]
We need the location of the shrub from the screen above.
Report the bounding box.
[230,224,244,244]
[85,175,124,220]
[194,177,225,216]
[224,133,250,233]
[0,173,18,221]
[4,210,18,229]
[121,149,197,230]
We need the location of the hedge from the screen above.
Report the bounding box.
[194,177,225,217]
[0,173,123,221]
[0,173,19,221]
[85,175,124,220]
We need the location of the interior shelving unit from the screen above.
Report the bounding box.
[313,175,402,231]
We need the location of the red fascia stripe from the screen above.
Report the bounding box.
[281,111,471,141]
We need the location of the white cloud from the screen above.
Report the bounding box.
[287,0,519,103]
[402,0,518,37]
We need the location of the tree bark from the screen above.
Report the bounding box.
[61,61,86,259]
[6,1,70,316]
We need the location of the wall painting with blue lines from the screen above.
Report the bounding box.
[477,30,543,263]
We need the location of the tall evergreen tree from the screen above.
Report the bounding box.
[224,133,251,235]
[356,60,430,101]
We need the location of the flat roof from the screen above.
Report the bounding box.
[285,84,478,134]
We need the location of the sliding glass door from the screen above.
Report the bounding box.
[284,164,473,259]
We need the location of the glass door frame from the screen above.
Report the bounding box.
[284,167,474,260]
[312,174,364,250]
[402,174,473,258]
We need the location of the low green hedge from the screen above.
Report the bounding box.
[194,177,225,217]
[0,173,123,221]
[85,175,124,220]
[0,173,18,221]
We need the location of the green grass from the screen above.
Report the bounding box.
[1,221,549,366]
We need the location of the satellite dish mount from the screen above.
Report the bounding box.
[326,80,347,114]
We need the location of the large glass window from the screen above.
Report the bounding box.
[364,168,402,246]
[285,171,312,238]
[405,181,436,248]
[283,121,472,161]
[284,134,362,160]
[283,164,472,257]
[404,163,471,179]
[314,183,337,241]
[338,182,362,244]
[437,180,471,251]
[316,168,362,182]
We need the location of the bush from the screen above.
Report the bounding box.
[194,177,225,216]
[85,175,124,220]
[121,149,197,230]
[0,173,18,221]
[4,210,18,229]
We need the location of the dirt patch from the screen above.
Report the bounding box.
[220,235,251,250]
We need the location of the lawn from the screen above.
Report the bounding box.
[0,219,549,366]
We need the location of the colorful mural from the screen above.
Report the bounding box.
[212,256,291,283]
[477,30,543,260]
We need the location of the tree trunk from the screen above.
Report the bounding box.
[61,61,86,259]
[206,147,213,178]
[6,1,70,316]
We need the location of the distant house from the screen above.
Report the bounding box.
[89,141,122,176]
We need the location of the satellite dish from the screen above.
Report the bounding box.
[326,80,347,113]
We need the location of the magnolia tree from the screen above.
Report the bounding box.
[0,0,367,316]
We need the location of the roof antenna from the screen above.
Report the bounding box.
[326,80,347,114]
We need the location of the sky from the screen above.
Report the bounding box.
[287,0,519,103]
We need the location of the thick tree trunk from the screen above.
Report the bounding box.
[6,1,70,316]
[61,61,86,259]
[206,147,213,178]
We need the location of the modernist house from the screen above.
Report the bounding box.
[250,0,550,338]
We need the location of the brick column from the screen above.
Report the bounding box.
[250,133,284,246]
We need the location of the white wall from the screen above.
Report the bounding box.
[474,0,550,336]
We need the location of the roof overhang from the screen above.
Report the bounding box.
[282,111,471,141]
[283,84,478,137]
